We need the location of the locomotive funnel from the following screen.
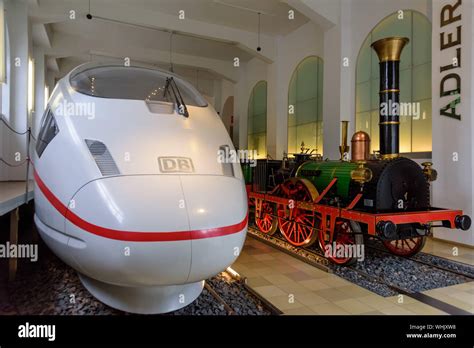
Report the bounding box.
[371,37,409,159]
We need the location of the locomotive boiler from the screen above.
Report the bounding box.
[246,36,470,264]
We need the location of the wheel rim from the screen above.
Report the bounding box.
[319,220,359,265]
[255,202,277,234]
[382,237,425,257]
[276,178,319,247]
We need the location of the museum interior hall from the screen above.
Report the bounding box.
[0,0,473,319]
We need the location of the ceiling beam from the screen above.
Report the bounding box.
[284,0,339,30]
[45,56,59,72]
[46,32,239,82]
[32,23,53,48]
[28,0,276,63]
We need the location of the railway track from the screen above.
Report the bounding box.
[249,223,474,282]
[343,263,472,315]
[204,269,282,315]
[247,225,473,315]
[247,227,330,271]
[204,281,236,315]
[365,242,474,281]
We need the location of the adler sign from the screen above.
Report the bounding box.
[439,0,463,120]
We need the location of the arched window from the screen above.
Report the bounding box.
[355,10,431,154]
[287,56,324,155]
[247,81,267,158]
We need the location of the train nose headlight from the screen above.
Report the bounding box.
[455,215,471,231]
[377,220,397,239]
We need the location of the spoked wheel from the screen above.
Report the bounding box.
[319,219,364,265]
[382,236,426,257]
[255,201,278,235]
[276,178,320,247]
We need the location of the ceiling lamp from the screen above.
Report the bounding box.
[257,12,261,52]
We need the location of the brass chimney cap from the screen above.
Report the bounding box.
[371,37,409,62]
[351,131,370,142]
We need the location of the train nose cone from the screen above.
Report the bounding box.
[64,175,247,287]
[65,175,192,286]
[179,175,247,282]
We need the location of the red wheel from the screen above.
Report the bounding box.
[382,236,426,257]
[255,201,278,235]
[319,219,364,265]
[276,178,319,247]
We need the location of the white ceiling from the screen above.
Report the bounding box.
[28,0,310,80]
[51,18,254,62]
[104,0,309,36]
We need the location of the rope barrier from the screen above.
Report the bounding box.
[0,114,37,203]
[0,115,29,135]
[0,158,29,167]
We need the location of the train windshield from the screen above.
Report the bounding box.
[70,65,208,107]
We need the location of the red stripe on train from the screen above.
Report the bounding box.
[34,170,247,242]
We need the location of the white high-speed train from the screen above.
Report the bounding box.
[33,63,247,314]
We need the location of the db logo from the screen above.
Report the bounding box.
[158,157,195,173]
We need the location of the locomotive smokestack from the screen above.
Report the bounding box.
[371,37,409,159]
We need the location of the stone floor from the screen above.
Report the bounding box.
[423,237,473,265]
[231,237,474,315]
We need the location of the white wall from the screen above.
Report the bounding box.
[2,0,29,181]
[0,0,9,180]
[432,0,474,245]
[220,79,234,116]
[235,57,268,150]
[272,22,324,159]
[235,21,324,158]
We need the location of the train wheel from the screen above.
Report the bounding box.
[276,178,319,247]
[255,201,278,235]
[382,236,426,257]
[319,219,364,266]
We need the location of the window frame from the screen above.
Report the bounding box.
[36,108,59,158]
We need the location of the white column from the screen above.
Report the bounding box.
[4,0,29,181]
[432,0,473,245]
[267,54,281,159]
[322,1,354,160]
[322,24,342,159]
[33,46,45,136]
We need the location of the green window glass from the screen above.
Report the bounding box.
[287,56,324,155]
[247,81,267,158]
[355,10,432,154]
